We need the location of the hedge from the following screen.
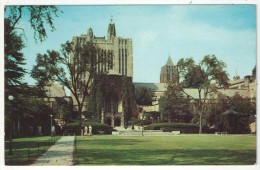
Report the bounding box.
[62,119,113,135]
[145,122,214,134]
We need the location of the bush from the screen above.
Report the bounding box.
[62,119,113,135]
[145,122,212,134]
[128,119,151,126]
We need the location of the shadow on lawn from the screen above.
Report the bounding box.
[79,138,144,146]
[5,141,53,150]
[77,148,256,165]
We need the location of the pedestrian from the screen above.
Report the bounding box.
[83,125,88,136]
[29,126,33,136]
[89,125,92,136]
[38,126,42,136]
[81,124,84,136]
[51,125,56,137]
[141,125,144,136]
[132,124,134,131]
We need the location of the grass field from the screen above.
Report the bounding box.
[5,136,60,165]
[75,135,256,165]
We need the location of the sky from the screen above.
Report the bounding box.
[8,5,257,84]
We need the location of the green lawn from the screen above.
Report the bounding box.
[5,136,60,165]
[75,135,256,165]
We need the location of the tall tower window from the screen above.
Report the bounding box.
[125,49,127,75]
[119,49,121,74]
[111,50,113,69]
[122,49,124,75]
[104,50,107,71]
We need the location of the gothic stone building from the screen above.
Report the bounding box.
[160,56,178,83]
[71,21,134,127]
[72,21,133,77]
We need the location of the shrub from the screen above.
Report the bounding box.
[62,119,113,135]
[128,119,151,126]
[145,122,212,134]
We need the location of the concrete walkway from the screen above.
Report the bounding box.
[31,136,75,166]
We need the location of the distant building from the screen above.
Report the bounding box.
[228,66,256,98]
[43,82,72,125]
[134,65,256,123]
[160,56,178,83]
[71,20,133,78]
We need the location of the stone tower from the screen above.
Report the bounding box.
[160,56,178,83]
[71,20,133,78]
[70,20,134,127]
[107,20,116,39]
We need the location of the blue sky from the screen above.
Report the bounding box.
[12,5,256,84]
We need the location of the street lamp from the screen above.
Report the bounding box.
[8,95,14,155]
[50,114,53,136]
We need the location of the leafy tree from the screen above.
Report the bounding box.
[5,6,61,42]
[5,19,26,88]
[218,94,255,133]
[31,42,104,121]
[49,96,74,122]
[135,87,154,106]
[177,55,229,133]
[5,5,61,95]
[5,5,61,154]
[206,93,230,127]
[159,83,192,123]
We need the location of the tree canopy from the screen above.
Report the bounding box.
[5,5,61,140]
[135,87,154,106]
[5,6,61,42]
[159,83,192,123]
[177,55,229,133]
[31,41,104,119]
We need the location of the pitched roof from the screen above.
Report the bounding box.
[44,83,66,97]
[228,78,244,85]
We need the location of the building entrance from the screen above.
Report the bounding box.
[105,118,112,126]
[114,118,121,127]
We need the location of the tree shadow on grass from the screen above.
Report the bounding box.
[77,138,144,146]
[5,140,55,150]
[77,148,256,165]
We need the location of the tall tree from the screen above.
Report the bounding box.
[5,19,26,88]
[31,41,105,121]
[159,83,191,122]
[5,5,61,154]
[135,87,154,106]
[177,55,229,133]
[220,94,255,133]
[5,5,61,92]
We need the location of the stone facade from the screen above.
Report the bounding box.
[160,56,178,83]
[135,66,256,122]
[70,21,134,127]
[228,67,256,99]
[71,21,133,78]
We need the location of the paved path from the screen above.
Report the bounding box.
[31,136,75,166]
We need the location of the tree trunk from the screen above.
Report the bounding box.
[199,111,203,134]
[77,103,83,136]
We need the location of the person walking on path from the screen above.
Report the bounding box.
[89,125,92,136]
